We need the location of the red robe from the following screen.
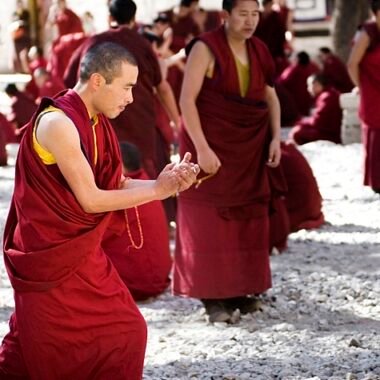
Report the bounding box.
[0,117,7,166]
[280,142,324,232]
[321,54,354,93]
[64,26,162,178]
[37,77,66,98]
[277,61,320,116]
[48,32,88,80]
[103,169,172,301]
[0,90,146,380]
[55,8,83,38]
[0,112,17,144]
[164,9,201,103]
[359,22,380,189]
[7,91,37,130]
[289,87,343,145]
[254,10,287,74]
[174,26,284,299]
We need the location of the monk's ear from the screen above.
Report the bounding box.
[220,10,229,22]
[89,73,104,91]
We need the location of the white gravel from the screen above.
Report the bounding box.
[0,140,379,380]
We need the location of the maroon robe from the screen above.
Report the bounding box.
[173,26,281,299]
[289,87,343,145]
[321,54,354,93]
[254,10,286,74]
[103,169,172,301]
[280,142,324,232]
[0,120,7,166]
[48,32,88,80]
[0,112,17,144]
[0,90,146,380]
[7,91,37,130]
[55,8,83,38]
[277,61,320,116]
[359,22,380,189]
[64,26,162,178]
[164,9,201,103]
[37,76,66,98]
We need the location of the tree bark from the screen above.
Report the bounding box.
[332,0,370,62]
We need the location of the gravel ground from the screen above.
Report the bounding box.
[0,140,379,380]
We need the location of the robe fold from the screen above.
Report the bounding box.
[64,26,162,178]
[0,90,146,380]
[289,87,342,145]
[359,22,380,189]
[103,169,172,301]
[174,26,285,299]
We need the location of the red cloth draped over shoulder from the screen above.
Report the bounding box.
[180,26,282,217]
[103,169,172,301]
[64,27,162,178]
[3,89,123,292]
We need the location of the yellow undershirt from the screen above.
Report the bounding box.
[234,55,250,97]
[33,106,99,166]
[205,55,250,97]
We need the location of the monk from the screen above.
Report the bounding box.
[47,0,83,40]
[318,47,354,93]
[33,67,66,99]
[0,112,18,145]
[280,142,324,232]
[65,0,180,179]
[289,73,343,145]
[48,32,88,80]
[254,0,287,74]
[0,42,198,380]
[4,84,37,131]
[174,0,283,323]
[347,0,380,194]
[103,142,172,301]
[277,51,320,116]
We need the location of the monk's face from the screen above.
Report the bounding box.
[225,0,260,40]
[95,62,138,119]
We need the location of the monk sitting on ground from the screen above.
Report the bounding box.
[103,141,172,301]
[289,73,343,145]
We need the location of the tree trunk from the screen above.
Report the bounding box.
[332,0,370,62]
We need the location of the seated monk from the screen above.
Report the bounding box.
[102,141,172,302]
[280,142,324,232]
[289,73,343,145]
[277,51,320,116]
[318,47,354,93]
[33,67,66,100]
[4,83,37,133]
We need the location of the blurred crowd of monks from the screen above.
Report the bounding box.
[0,0,365,302]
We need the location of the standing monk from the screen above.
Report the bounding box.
[0,42,199,380]
[348,0,380,194]
[65,0,180,179]
[174,0,282,323]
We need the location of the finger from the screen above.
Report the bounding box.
[182,152,192,163]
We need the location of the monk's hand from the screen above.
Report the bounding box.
[267,138,281,168]
[172,152,200,192]
[197,146,221,174]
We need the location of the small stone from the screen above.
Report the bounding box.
[348,338,361,348]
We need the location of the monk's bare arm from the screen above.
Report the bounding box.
[156,79,181,128]
[347,31,370,87]
[265,85,281,167]
[180,41,221,173]
[180,41,210,153]
[36,112,197,213]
